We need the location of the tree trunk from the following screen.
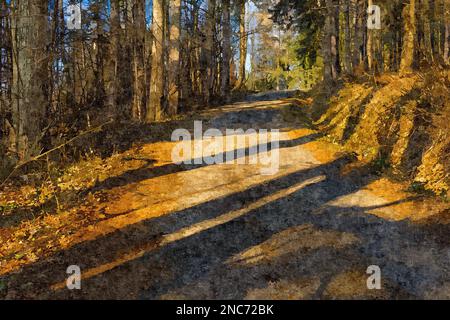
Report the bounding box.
[92,0,105,111]
[430,0,439,58]
[332,0,341,77]
[445,23,449,64]
[367,0,374,71]
[423,0,434,63]
[220,0,231,100]
[0,0,12,155]
[203,0,216,105]
[168,0,181,116]
[400,0,416,75]
[130,0,146,121]
[323,0,333,82]
[344,0,352,73]
[323,0,338,81]
[191,3,201,105]
[10,0,49,160]
[105,0,120,119]
[148,0,166,122]
[444,0,449,64]
[352,0,365,72]
[234,0,247,90]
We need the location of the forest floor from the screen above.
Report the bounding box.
[1,91,449,299]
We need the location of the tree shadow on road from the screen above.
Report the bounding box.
[3,152,447,300]
[0,101,315,229]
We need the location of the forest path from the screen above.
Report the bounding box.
[2,92,449,299]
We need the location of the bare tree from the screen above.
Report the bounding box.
[168,0,181,115]
[234,0,247,90]
[10,0,49,160]
[148,0,166,122]
[220,0,232,100]
[400,0,416,74]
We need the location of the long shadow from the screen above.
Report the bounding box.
[119,181,446,299]
[178,197,434,300]
[0,156,357,298]
[3,152,446,299]
[133,175,445,299]
[6,94,446,299]
[1,102,313,229]
[85,132,322,194]
[1,132,322,228]
[400,110,432,175]
[2,154,421,300]
[93,171,446,299]
[2,110,445,299]
[341,92,374,142]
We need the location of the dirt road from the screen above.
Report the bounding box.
[2,94,449,299]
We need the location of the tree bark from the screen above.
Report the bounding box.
[0,0,12,155]
[422,0,434,63]
[323,0,333,82]
[323,0,338,81]
[191,3,201,104]
[400,0,416,75]
[352,0,365,72]
[444,0,449,64]
[91,0,105,111]
[148,0,166,122]
[445,23,449,64]
[367,0,374,71]
[105,0,120,119]
[132,0,146,121]
[332,0,341,77]
[220,0,231,100]
[344,0,352,73]
[10,0,49,160]
[168,0,181,116]
[203,0,216,105]
[234,0,247,90]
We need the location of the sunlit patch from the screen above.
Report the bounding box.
[303,140,342,164]
[0,125,322,276]
[227,224,359,266]
[323,190,407,221]
[363,178,423,220]
[322,180,436,222]
[50,176,325,290]
[286,128,316,140]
